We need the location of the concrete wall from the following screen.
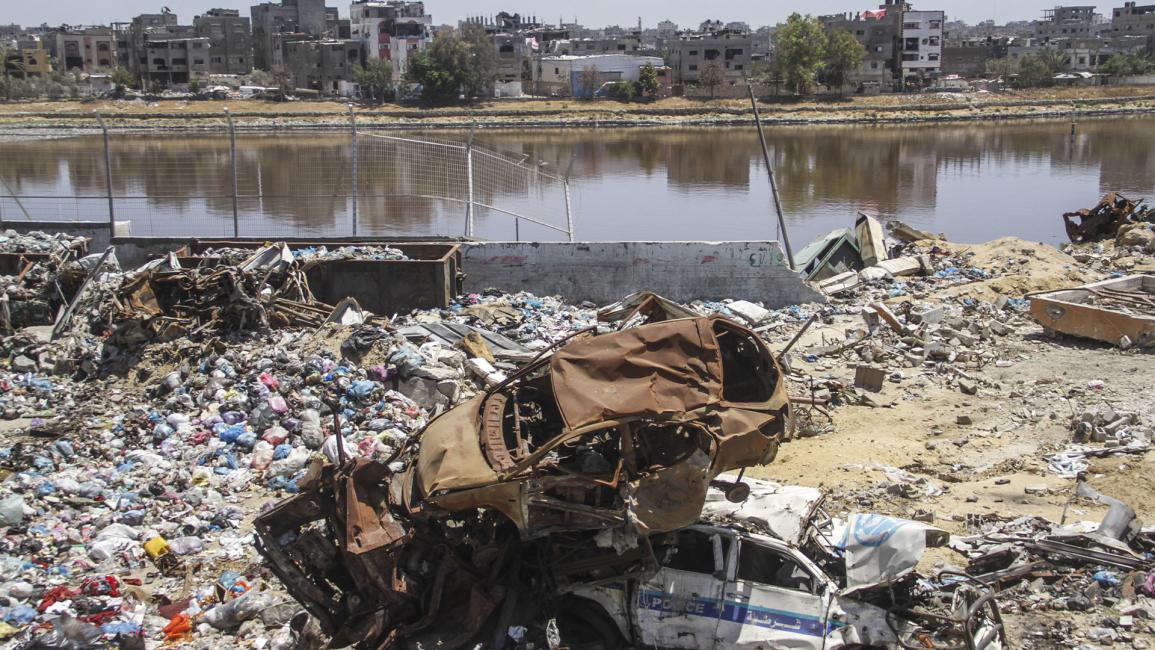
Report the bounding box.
[460,241,821,307]
[95,237,820,308]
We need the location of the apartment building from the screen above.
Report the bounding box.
[194,9,253,75]
[900,10,944,86]
[55,29,118,73]
[350,1,432,80]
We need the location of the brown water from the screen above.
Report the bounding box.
[1,116,1153,244]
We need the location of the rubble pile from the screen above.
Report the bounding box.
[0,202,1153,648]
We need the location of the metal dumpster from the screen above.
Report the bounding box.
[175,241,463,316]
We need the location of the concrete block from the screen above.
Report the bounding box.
[726,300,770,325]
[876,256,923,277]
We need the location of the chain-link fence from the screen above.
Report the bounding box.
[0,114,575,241]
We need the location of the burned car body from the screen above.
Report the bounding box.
[402,315,792,538]
[254,315,794,648]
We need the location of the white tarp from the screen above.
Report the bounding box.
[833,514,948,592]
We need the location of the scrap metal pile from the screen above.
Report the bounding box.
[1062,192,1154,245]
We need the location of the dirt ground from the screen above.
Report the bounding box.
[743,235,1155,647]
[1,85,1154,130]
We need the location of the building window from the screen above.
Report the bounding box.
[194,58,205,65]
[928,53,939,61]
[688,64,698,70]
[903,22,920,29]
[871,61,879,69]
[734,64,743,70]
[688,49,698,56]
[856,29,865,36]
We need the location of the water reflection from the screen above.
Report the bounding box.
[1,116,1153,243]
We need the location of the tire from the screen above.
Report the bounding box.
[555,599,626,650]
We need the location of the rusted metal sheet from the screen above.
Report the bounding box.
[1029,275,1155,348]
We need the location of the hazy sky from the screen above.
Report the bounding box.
[4,1,1119,29]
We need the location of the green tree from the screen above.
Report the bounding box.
[459,22,497,100]
[823,29,864,93]
[1036,47,1068,74]
[775,13,828,94]
[110,67,135,98]
[355,58,393,103]
[637,63,661,98]
[1100,52,1154,77]
[188,78,202,94]
[1015,54,1051,87]
[608,80,636,102]
[406,25,497,104]
[698,60,725,98]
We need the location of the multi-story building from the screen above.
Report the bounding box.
[282,38,361,94]
[138,37,212,87]
[251,0,340,70]
[55,28,119,73]
[656,20,678,39]
[669,30,763,85]
[1034,6,1102,40]
[14,36,52,76]
[350,1,432,80]
[194,9,253,75]
[820,6,904,86]
[900,10,944,87]
[1110,2,1155,36]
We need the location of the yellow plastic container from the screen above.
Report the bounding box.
[143,536,171,559]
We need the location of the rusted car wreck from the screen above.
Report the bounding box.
[254,313,1003,649]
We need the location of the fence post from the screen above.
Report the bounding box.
[94,112,115,237]
[563,157,576,243]
[349,104,359,238]
[563,180,574,243]
[225,108,240,238]
[464,125,475,238]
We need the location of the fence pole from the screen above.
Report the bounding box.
[225,108,240,238]
[563,157,576,243]
[465,124,475,238]
[746,83,795,270]
[94,112,115,237]
[349,104,359,237]
[562,180,574,243]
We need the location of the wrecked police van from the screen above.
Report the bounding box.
[557,479,1006,650]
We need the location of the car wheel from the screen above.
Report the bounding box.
[555,599,625,650]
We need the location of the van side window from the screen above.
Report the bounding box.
[653,530,729,575]
[738,543,814,593]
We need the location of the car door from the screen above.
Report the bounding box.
[714,537,833,649]
[634,527,729,649]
